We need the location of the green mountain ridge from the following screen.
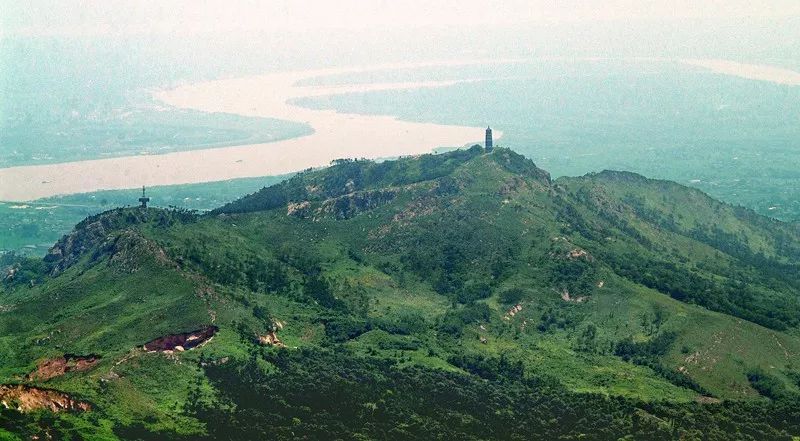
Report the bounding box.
[1,146,799,440]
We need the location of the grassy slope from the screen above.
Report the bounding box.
[158,147,799,398]
[1,147,799,437]
[0,174,290,256]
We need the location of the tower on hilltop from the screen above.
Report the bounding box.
[485,126,493,152]
[139,186,150,208]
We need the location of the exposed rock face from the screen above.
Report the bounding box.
[561,290,587,303]
[490,148,552,187]
[503,304,523,321]
[258,320,286,347]
[317,189,397,220]
[287,201,311,217]
[258,331,284,347]
[44,219,108,275]
[0,385,90,413]
[497,176,531,196]
[28,354,100,381]
[143,326,218,352]
[2,265,17,282]
[567,248,590,260]
[286,189,398,220]
[43,208,182,276]
[107,230,172,272]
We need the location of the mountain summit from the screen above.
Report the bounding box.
[1,146,799,440]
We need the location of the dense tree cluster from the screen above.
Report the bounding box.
[747,368,789,400]
[2,348,798,440]
[177,349,800,441]
[438,303,492,336]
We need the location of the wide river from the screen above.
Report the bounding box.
[0,58,797,201]
[0,60,511,201]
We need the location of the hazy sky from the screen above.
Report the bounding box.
[4,0,800,37]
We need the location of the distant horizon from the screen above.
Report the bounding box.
[2,1,799,252]
[4,0,800,38]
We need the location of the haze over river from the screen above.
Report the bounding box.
[0,57,796,202]
[0,60,506,201]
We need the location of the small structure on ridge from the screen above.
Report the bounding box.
[138,186,150,208]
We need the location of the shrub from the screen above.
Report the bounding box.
[438,303,491,336]
[747,368,786,399]
[498,287,525,305]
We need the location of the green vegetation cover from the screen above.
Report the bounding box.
[1,147,799,440]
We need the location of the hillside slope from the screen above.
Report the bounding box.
[1,146,799,440]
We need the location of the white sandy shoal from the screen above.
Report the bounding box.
[0,59,515,201]
[4,57,796,202]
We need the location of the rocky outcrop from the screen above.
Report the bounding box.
[317,189,397,220]
[287,201,312,217]
[391,196,438,225]
[490,148,552,187]
[561,290,587,303]
[27,354,100,381]
[497,176,531,196]
[44,219,109,275]
[143,326,218,352]
[43,208,186,276]
[0,385,90,413]
[258,331,284,347]
[567,248,591,260]
[286,189,398,220]
[2,265,17,282]
[258,320,286,347]
[107,230,172,272]
[503,304,523,321]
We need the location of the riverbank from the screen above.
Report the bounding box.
[0,60,508,201]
